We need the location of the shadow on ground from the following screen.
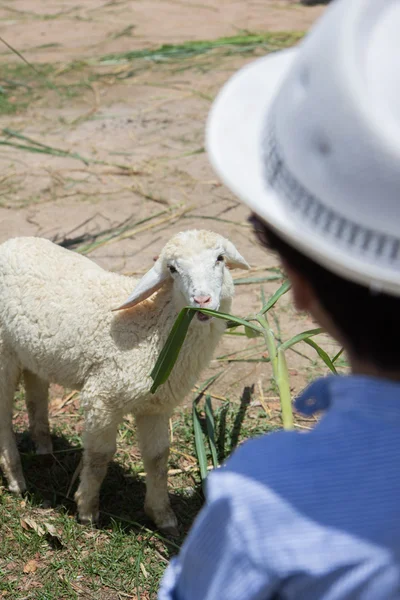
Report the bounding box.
[4,381,267,559]
[15,431,203,551]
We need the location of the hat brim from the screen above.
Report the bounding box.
[206,49,400,296]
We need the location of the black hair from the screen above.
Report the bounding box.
[249,213,400,369]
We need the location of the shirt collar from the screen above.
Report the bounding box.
[295,375,400,420]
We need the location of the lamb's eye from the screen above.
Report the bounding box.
[168,265,177,274]
[216,254,224,263]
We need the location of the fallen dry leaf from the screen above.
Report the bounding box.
[20,517,45,536]
[44,522,58,536]
[23,559,39,574]
[20,519,30,531]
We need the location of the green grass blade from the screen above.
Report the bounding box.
[3,127,66,151]
[205,396,218,468]
[233,275,282,285]
[195,308,263,334]
[277,348,294,430]
[279,328,324,352]
[224,330,248,336]
[332,347,344,363]
[259,280,291,315]
[100,32,304,64]
[0,36,46,78]
[216,402,229,463]
[303,338,338,374]
[194,373,223,399]
[0,128,135,171]
[192,403,209,490]
[150,308,195,393]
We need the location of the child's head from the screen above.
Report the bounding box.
[206,2,400,376]
[250,213,400,371]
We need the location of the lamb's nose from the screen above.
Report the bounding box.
[194,295,211,307]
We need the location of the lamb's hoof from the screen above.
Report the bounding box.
[36,439,53,455]
[8,480,27,495]
[75,490,99,527]
[160,524,180,537]
[145,504,179,536]
[77,512,99,527]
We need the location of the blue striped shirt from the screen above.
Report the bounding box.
[158,376,400,599]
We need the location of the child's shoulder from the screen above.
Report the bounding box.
[206,398,400,548]
[206,429,312,512]
[219,429,311,487]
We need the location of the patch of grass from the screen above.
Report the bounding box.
[2,382,276,598]
[0,62,54,82]
[0,93,19,115]
[0,30,302,117]
[99,31,304,64]
[0,62,55,115]
[0,492,169,599]
[0,59,97,116]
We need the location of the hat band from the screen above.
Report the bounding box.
[262,118,400,269]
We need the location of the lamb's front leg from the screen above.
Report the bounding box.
[136,413,178,536]
[23,370,52,455]
[75,417,119,525]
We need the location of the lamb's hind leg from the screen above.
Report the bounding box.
[136,413,178,535]
[0,347,25,494]
[23,370,52,455]
[75,401,119,525]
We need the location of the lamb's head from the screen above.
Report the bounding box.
[115,230,249,321]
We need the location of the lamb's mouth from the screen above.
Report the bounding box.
[197,311,212,322]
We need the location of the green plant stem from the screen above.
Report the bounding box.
[277,348,294,430]
[257,314,294,430]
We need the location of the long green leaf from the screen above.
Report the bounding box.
[194,308,263,333]
[192,403,209,490]
[150,308,195,393]
[151,307,264,392]
[205,396,218,468]
[100,32,304,64]
[303,338,338,374]
[224,330,248,336]
[259,280,291,315]
[279,328,323,352]
[1,128,134,171]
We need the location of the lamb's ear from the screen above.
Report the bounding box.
[223,239,250,270]
[113,265,168,311]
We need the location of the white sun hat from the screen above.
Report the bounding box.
[206,0,400,296]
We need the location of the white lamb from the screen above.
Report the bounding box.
[0,230,249,534]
